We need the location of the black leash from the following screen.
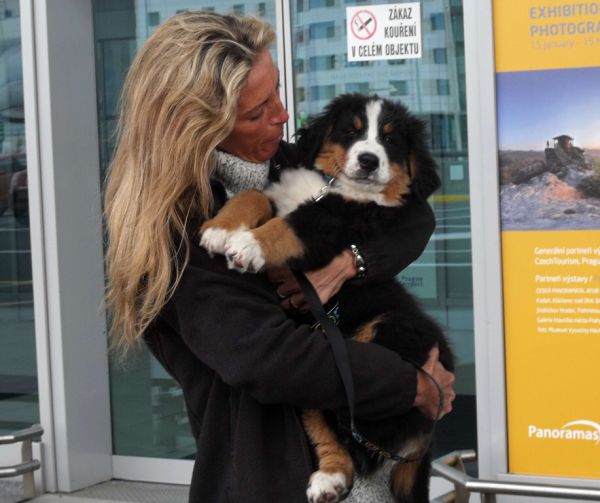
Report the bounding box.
[293,270,444,464]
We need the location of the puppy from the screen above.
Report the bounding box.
[201,94,454,503]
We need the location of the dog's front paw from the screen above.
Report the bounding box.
[224,230,266,273]
[199,227,230,257]
[306,471,350,503]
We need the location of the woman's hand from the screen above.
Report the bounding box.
[266,250,357,311]
[413,346,455,420]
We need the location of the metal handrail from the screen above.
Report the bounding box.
[0,424,43,500]
[432,450,600,503]
[0,425,44,445]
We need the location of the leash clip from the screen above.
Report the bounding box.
[314,175,336,202]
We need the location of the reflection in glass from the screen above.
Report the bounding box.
[93,0,277,459]
[292,0,476,460]
[0,3,39,435]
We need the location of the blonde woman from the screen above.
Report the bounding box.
[104,11,454,503]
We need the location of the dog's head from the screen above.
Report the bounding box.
[295,94,440,204]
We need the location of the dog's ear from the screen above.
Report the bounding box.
[294,94,356,167]
[294,109,340,168]
[294,118,332,168]
[406,117,441,200]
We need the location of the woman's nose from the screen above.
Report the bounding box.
[269,95,289,125]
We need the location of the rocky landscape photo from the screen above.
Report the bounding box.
[499,143,600,230]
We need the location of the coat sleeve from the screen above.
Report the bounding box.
[166,242,417,421]
[354,198,436,282]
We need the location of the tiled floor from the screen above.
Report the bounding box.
[1,481,188,503]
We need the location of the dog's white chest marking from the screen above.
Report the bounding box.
[265,168,325,216]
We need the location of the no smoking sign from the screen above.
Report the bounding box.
[346,3,422,62]
[351,10,377,40]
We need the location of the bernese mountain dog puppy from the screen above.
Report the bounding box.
[201,94,454,503]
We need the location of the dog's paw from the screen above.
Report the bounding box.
[224,230,266,273]
[199,227,230,256]
[306,471,349,503]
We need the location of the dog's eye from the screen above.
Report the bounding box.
[346,128,358,138]
[383,135,394,144]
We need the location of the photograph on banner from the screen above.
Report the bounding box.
[496,66,600,231]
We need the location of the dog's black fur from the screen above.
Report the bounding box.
[291,95,454,502]
[201,94,454,503]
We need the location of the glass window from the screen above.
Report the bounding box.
[148,12,160,26]
[437,79,450,95]
[433,47,448,64]
[292,0,475,463]
[92,0,278,460]
[309,55,336,71]
[294,58,305,73]
[309,21,335,40]
[0,3,39,435]
[310,84,336,100]
[309,0,335,7]
[233,4,245,15]
[390,80,409,96]
[345,82,369,94]
[431,12,445,30]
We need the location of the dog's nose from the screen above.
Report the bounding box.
[358,153,379,172]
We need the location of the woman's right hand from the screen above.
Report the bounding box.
[413,346,455,420]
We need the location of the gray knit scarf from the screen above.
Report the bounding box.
[214,150,270,197]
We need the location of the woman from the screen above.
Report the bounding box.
[104,11,454,503]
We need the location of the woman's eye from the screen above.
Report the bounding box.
[247,111,263,121]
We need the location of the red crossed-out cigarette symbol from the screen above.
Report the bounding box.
[351,10,377,40]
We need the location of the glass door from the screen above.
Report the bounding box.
[0,3,39,437]
[93,0,475,473]
[92,0,279,462]
[291,0,475,461]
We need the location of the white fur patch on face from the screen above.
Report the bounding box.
[265,168,326,216]
[306,470,349,503]
[341,99,392,190]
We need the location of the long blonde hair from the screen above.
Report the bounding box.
[104,12,275,353]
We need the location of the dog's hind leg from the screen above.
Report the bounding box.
[200,190,273,255]
[303,409,354,503]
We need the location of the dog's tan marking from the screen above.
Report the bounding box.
[390,460,421,498]
[303,409,353,482]
[353,116,363,131]
[352,317,383,343]
[409,153,418,179]
[382,161,411,204]
[251,217,304,267]
[383,122,394,134]
[200,190,272,233]
[315,142,347,179]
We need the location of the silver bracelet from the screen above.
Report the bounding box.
[349,244,367,278]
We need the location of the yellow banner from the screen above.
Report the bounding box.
[503,230,600,478]
[494,0,600,72]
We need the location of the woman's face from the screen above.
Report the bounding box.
[220,49,289,162]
